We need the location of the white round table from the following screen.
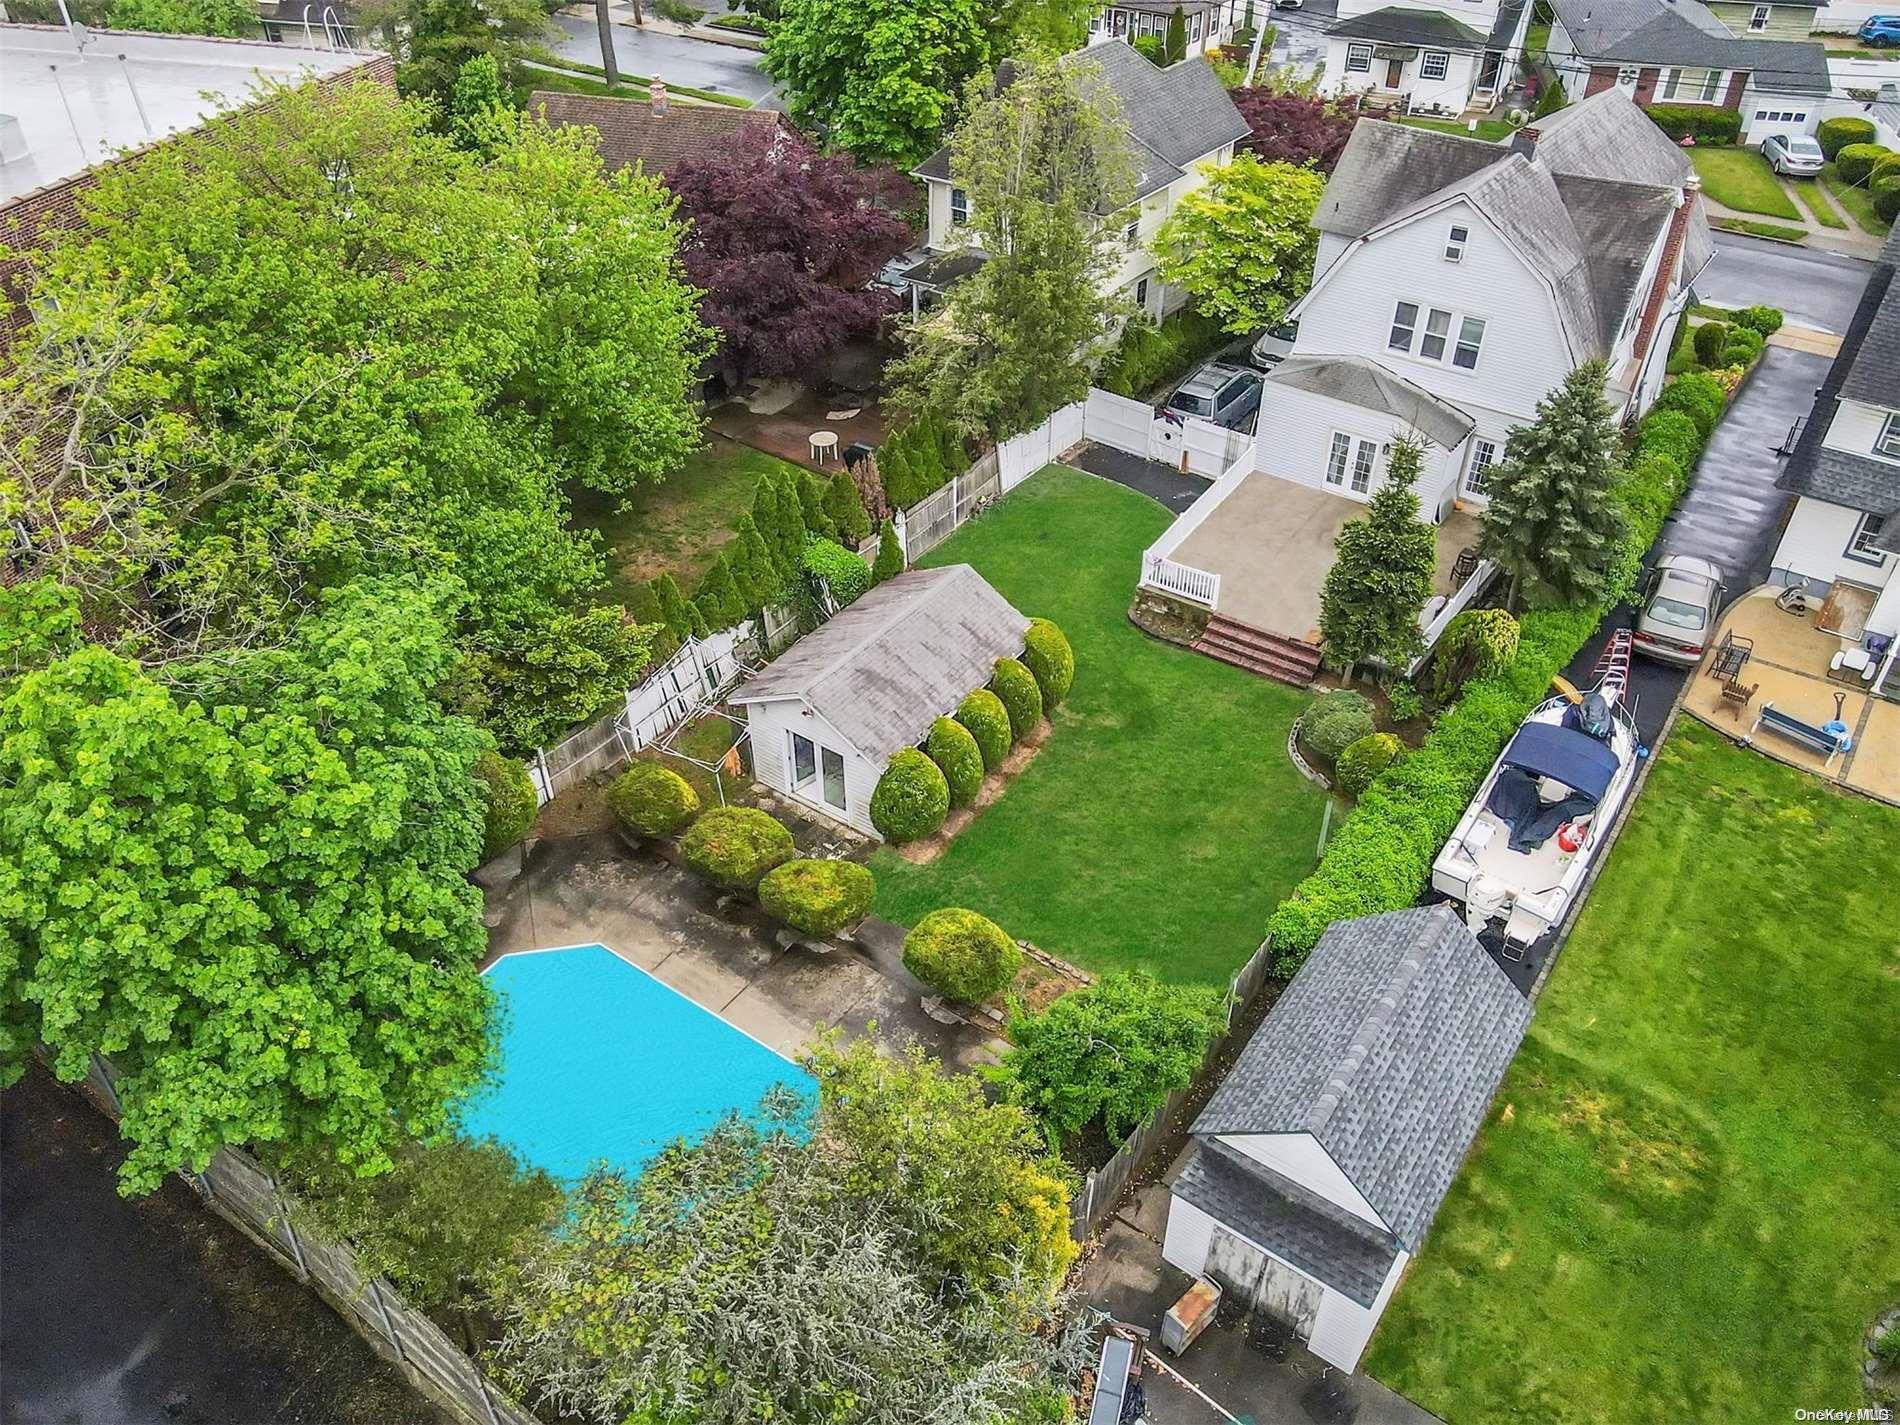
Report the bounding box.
[809,429,839,465]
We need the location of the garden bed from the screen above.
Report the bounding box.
[888,719,1052,865]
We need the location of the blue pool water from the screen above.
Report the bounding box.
[463,944,815,1181]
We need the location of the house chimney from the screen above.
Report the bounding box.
[1630,175,1701,373]
[1510,124,1540,160]
[649,75,667,115]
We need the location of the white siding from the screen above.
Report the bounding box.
[1162,1192,1220,1279]
[1771,496,1897,590]
[1219,1133,1390,1231]
[1291,197,1575,426]
[1253,380,1468,517]
[1314,231,1353,282]
[1739,87,1821,142]
[1826,398,1900,457]
[1307,1250,1409,1372]
[741,700,884,839]
[1322,38,1481,113]
[1543,17,1594,97]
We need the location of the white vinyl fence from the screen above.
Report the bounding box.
[1082,386,1250,479]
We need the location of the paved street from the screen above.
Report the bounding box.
[1698,232,1873,335]
[2,1067,443,1425]
[548,12,777,105]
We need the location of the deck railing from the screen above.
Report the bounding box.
[1141,553,1220,609]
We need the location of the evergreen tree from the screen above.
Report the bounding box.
[751,478,788,578]
[1317,434,1438,675]
[694,553,744,631]
[799,471,836,541]
[627,580,673,656]
[1480,359,1629,609]
[736,515,780,608]
[689,602,712,639]
[652,574,694,648]
[828,470,872,545]
[872,519,905,585]
[771,469,809,566]
[1163,4,1187,62]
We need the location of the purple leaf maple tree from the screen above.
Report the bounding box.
[1229,90,1361,175]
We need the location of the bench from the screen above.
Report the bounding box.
[1750,702,1850,768]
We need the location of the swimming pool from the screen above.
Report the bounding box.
[463,944,815,1181]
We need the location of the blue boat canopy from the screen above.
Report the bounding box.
[1499,721,1619,805]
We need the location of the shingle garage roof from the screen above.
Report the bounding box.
[1193,905,1531,1254]
[1267,354,1476,451]
[729,565,1029,763]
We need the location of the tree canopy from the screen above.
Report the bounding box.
[355,0,556,107]
[107,0,258,36]
[0,578,498,1194]
[1230,89,1359,172]
[1318,434,1439,672]
[888,56,1134,442]
[1153,152,1324,335]
[4,78,706,751]
[666,126,912,384]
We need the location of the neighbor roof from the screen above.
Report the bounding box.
[913,42,1249,204]
[729,565,1029,762]
[1546,0,1830,90]
[1268,354,1475,450]
[527,91,786,178]
[1193,905,1531,1254]
[1328,6,1487,48]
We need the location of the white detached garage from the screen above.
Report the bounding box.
[1162,905,1530,1371]
[728,565,1029,839]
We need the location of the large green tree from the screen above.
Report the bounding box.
[1318,433,1439,673]
[0,579,498,1194]
[356,0,556,108]
[887,55,1134,443]
[1153,152,1323,335]
[1480,359,1630,609]
[4,78,708,750]
[107,0,257,36]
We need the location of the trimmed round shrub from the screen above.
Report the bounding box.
[800,537,872,609]
[758,857,875,937]
[679,806,794,890]
[607,761,701,839]
[473,749,537,859]
[1875,174,1900,224]
[1021,618,1075,709]
[1735,304,1783,337]
[1817,115,1875,161]
[956,688,1013,771]
[925,716,985,807]
[1336,732,1403,798]
[1301,690,1377,766]
[1654,370,1728,437]
[902,907,1022,1004]
[1836,142,1894,186]
[1636,408,1703,469]
[990,657,1044,740]
[1691,320,1730,367]
[870,748,950,843]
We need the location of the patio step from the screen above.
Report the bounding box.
[1192,615,1323,687]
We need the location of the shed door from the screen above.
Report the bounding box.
[1206,1227,1324,1337]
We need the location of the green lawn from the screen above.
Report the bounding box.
[1790,174,1849,229]
[569,435,804,601]
[1687,146,1804,220]
[516,61,752,107]
[1400,116,1516,142]
[869,465,1326,985]
[1712,215,1809,243]
[1823,163,1894,236]
[1366,719,1900,1423]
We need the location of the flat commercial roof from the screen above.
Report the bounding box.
[0,24,371,204]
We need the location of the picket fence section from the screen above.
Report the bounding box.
[1069,936,1277,1240]
[897,450,1003,562]
[77,1057,537,1425]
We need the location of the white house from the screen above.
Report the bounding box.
[1135,92,1710,679]
[1770,227,1900,696]
[1162,905,1530,1372]
[901,42,1250,322]
[1318,0,1532,117]
[727,566,1029,839]
[1087,0,1250,54]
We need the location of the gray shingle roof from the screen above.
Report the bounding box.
[1487,0,1530,48]
[1547,0,1830,89]
[1174,1139,1401,1307]
[1267,354,1476,449]
[1314,121,1501,241]
[729,565,1028,763]
[913,42,1249,204]
[1842,282,1900,413]
[1328,6,1486,46]
[1192,906,1531,1253]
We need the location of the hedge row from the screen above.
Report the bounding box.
[1262,368,1721,969]
[1645,104,1741,145]
[878,413,968,512]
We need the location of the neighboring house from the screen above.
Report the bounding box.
[1544,0,1832,144]
[1086,0,1249,54]
[254,0,361,48]
[903,41,1250,320]
[728,566,1029,839]
[1162,906,1530,1372]
[1136,92,1710,676]
[527,85,793,179]
[1,24,384,342]
[1318,0,1533,117]
[1701,0,1822,40]
[1770,227,1900,696]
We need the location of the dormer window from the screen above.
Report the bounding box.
[1879,411,1900,459]
[1748,3,1771,29]
[1445,224,1469,262]
[950,187,970,226]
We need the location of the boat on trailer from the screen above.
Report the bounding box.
[1430,631,1645,958]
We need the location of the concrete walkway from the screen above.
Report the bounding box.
[1699,189,1888,262]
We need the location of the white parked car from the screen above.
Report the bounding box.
[1633,555,1725,666]
[1249,319,1299,369]
[1761,134,1824,178]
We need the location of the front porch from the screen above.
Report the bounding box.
[1683,587,1900,805]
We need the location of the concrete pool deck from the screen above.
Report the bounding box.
[482,832,1006,1072]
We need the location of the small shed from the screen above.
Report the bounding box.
[1161,905,1530,1371]
[728,566,1029,838]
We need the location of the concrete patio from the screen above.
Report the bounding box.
[1169,475,1482,641]
[1684,587,1900,805]
[482,831,1006,1072]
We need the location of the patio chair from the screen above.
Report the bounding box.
[1720,678,1757,719]
[1451,546,1482,585]
[1710,632,1753,682]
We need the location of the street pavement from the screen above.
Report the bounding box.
[1697,231,1874,335]
[549,11,777,105]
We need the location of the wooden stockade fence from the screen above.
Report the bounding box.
[1068,936,1277,1240]
[77,1057,538,1425]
